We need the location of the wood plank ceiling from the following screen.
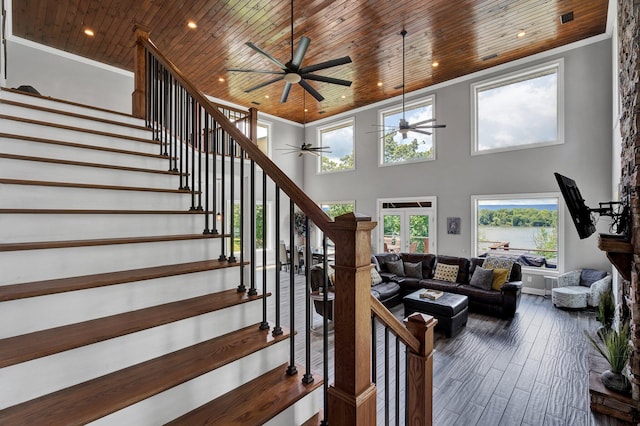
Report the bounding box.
[11,0,608,123]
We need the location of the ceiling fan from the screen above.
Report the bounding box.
[277,93,331,157]
[377,29,446,139]
[227,0,352,103]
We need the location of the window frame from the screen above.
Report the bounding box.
[378,95,437,167]
[317,118,355,174]
[470,59,564,156]
[256,120,271,157]
[471,192,564,275]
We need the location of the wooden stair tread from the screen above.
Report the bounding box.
[0,323,288,425]
[0,208,204,214]
[0,99,149,132]
[167,363,322,425]
[1,87,137,120]
[0,233,225,252]
[0,132,174,160]
[0,288,267,368]
[0,259,242,301]
[0,114,156,145]
[0,178,193,193]
[0,152,185,176]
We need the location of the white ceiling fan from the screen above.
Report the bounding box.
[277,93,331,157]
[377,29,446,139]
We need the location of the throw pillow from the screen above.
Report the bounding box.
[483,256,514,279]
[433,263,459,283]
[491,268,510,290]
[404,261,423,279]
[469,266,494,290]
[385,260,405,277]
[580,269,608,287]
[371,265,383,286]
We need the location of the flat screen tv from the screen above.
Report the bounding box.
[554,172,596,239]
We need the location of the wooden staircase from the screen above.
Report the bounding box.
[0,88,322,424]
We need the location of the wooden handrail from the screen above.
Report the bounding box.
[370,295,420,353]
[133,25,336,241]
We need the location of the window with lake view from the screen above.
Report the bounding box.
[472,195,560,270]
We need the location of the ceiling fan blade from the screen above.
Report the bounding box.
[302,74,352,87]
[299,80,324,102]
[299,56,352,74]
[411,129,432,136]
[280,82,292,103]
[415,124,447,129]
[291,36,310,69]
[245,42,288,70]
[226,68,285,75]
[412,118,437,126]
[244,76,284,93]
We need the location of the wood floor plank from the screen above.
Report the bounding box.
[476,394,508,425]
[521,381,551,425]
[498,388,530,425]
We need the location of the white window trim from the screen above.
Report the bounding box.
[314,200,356,247]
[256,120,272,157]
[378,95,437,167]
[470,59,565,156]
[317,117,356,174]
[471,192,564,274]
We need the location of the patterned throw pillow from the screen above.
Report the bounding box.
[469,266,493,290]
[404,261,423,279]
[385,260,405,277]
[433,263,459,283]
[482,257,514,280]
[491,268,510,290]
[371,265,383,286]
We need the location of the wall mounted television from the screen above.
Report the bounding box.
[554,172,596,239]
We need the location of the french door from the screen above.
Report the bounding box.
[379,198,436,254]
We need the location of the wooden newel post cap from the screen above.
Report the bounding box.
[404,312,438,356]
[132,23,151,38]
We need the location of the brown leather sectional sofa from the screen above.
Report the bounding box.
[371,252,523,318]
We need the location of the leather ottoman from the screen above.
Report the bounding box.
[403,290,469,337]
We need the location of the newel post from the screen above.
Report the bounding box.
[248,107,259,144]
[132,23,150,119]
[404,312,438,425]
[328,212,377,425]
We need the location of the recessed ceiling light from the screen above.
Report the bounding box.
[304,108,308,112]
[517,30,526,38]
[341,95,346,99]
[432,61,439,67]
[187,21,197,29]
[84,28,95,37]
[264,95,269,99]
[218,77,225,82]
[377,82,383,87]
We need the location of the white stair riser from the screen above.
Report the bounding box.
[0,137,173,170]
[1,90,145,126]
[1,158,180,190]
[0,104,151,139]
[0,268,240,338]
[1,213,211,243]
[265,391,323,426]
[0,184,193,210]
[0,119,160,155]
[0,239,227,285]
[0,302,266,409]
[88,342,289,426]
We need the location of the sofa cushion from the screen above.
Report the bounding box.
[404,261,423,279]
[419,279,460,293]
[433,263,459,282]
[385,259,405,277]
[436,255,470,283]
[482,256,514,278]
[371,281,401,300]
[401,253,437,278]
[580,269,608,287]
[457,284,504,304]
[469,266,493,290]
[491,268,510,290]
[371,265,383,285]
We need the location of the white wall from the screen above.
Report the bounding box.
[302,37,614,290]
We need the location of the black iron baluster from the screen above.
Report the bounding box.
[321,234,329,426]
[145,50,151,127]
[259,170,268,330]
[395,337,401,426]
[237,147,246,294]
[212,122,219,234]
[178,88,185,189]
[248,159,256,296]
[385,328,390,425]
[372,318,378,383]
[196,105,203,211]
[303,217,314,385]
[203,113,211,234]
[228,136,236,263]
[218,128,227,261]
[287,200,297,376]
[162,68,169,157]
[272,185,282,335]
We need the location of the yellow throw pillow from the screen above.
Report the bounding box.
[491,268,509,290]
[433,263,459,283]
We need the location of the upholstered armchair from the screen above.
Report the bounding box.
[552,268,611,309]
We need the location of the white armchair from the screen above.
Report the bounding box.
[552,269,611,309]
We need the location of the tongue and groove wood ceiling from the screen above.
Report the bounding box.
[12,0,608,123]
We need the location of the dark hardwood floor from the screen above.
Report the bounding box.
[268,269,631,425]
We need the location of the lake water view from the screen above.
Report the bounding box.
[478,226,554,253]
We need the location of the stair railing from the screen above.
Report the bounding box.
[132,24,435,425]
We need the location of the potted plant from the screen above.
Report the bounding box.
[586,321,632,393]
[294,210,307,242]
[596,289,615,340]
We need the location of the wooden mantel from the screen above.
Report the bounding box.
[597,234,633,281]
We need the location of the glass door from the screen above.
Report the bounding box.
[381,207,434,254]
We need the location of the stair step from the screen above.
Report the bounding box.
[0,99,150,138]
[0,323,288,425]
[0,177,190,194]
[0,288,264,368]
[0,233,223,252]
[167,363,322,425]
[0,259,240,302]
[1,87,143,126]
